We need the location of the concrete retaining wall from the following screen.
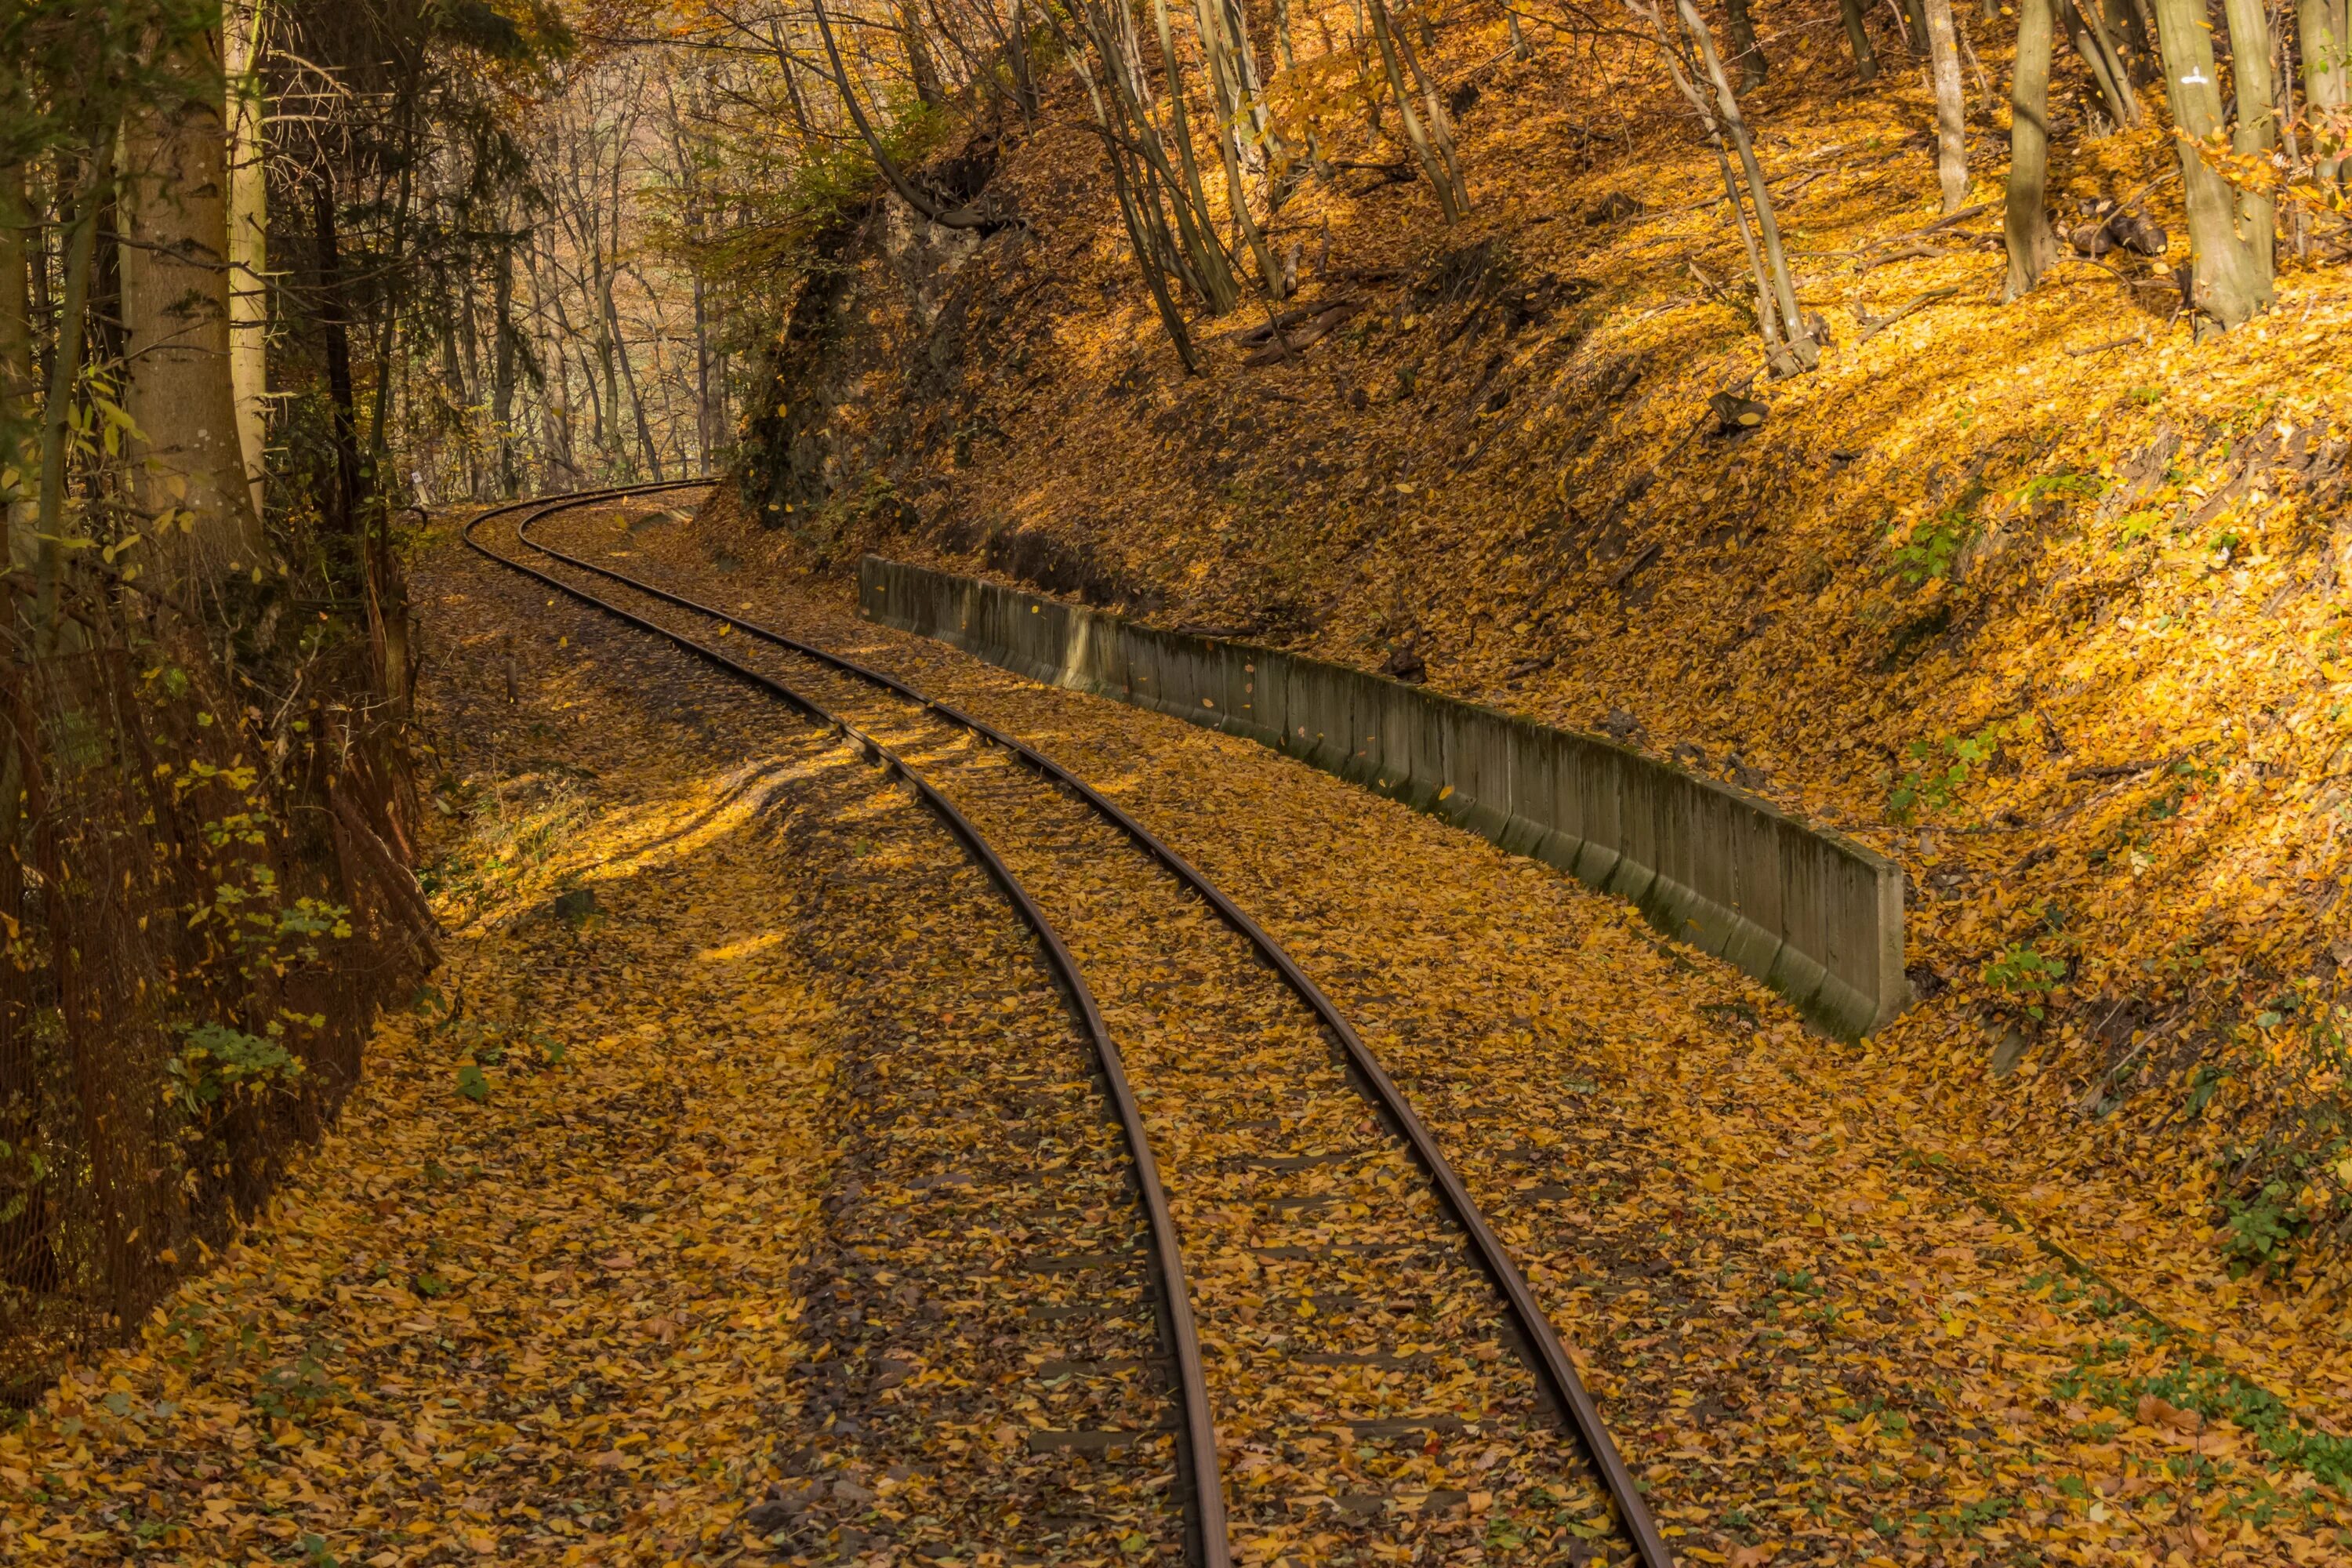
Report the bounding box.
[858,556,1908,1039]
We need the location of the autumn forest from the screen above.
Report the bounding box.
[3,0,2352,1559]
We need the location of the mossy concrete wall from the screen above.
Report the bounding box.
[859,555,1909,1039]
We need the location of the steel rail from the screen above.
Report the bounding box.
[505,485,1675,1568]
[463,485,1232,1567]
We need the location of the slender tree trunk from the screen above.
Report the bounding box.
[1144,0,1249,305]
[1842,0,1882,78]
[2,140,34,572]
[119,12,265,590]
[691,268,713,470]
[492,231,518,496]
[34,143,112,645]
[902,2,942,107]
[1391,8,1471,205]
[2221,0,2277,290]
[2005,0,2060,296]
[1193,0,1285,292]
[224,0,267,522]
[1007,0,1039,120]
[312,178,363,546]
[1507,5,1532,59]
[1365,0,1466,220]
[2062,0,2140,127]
[2301,0,2347,180]
[1715,141,1784,342]
[2151,0,2268,325]
[1674,0,1816,368]
[2108,0,2158,79]
[812,0,998,231]
[604,284,663,479]
[528,249,579,485]
[1069,46,1202,370]
[1726,0,1769,88]
[1901,0,1930,51]
[1923,0,1970,210]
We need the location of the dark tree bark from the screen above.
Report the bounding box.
[492,230,519,497]
[312,178,365,545]
[1842,0,1882,78]
[1726,0,1769,88]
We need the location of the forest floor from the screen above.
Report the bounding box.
[739,0,2352,1421]
[0,500,2343,1563]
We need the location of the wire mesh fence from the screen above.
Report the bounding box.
[0,562,431,1405]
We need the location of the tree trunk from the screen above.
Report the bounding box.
[224,0,267,522]
[604,283,663,479]
[902,2,942,107]
[528,249,579,485]
[2005,0,2060,296]
[1726,0,1769,87]
[1145,0,1249,304]
[1901,0,1930,51]
[1673,0,1816,368]
[812,0,1000,232]
[1391,5,1472,212]
[34,143,112,644]
[119,13,265,590]
[691,268,713,472]
[2,145,33,572]
[1715,140,1784,342]
[2062,0,2141,127]
[1924,0,1971,211]
[1007,0,1040,120]
[311,179,365,546]
[2151,0,2269,326]
[492,231,518,497]
[1366,0,1466,221]
[1842,0,1882,78]
[1193,0,1285,292]
[2301,0,2347,180]
[2221,0,2276,290]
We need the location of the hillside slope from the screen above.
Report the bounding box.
[699,6,2352,1324]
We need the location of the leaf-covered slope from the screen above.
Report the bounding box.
[713,15,2352,1293]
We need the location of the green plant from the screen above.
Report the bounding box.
[1888,720,2019,820]
[167,1022,306,1112]
[1886,511,1972,585]
[1983,943,2067,1019]
[2014,469,2104,507]
[2220,1181,2303,1272]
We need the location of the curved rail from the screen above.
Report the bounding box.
[464,484,1231,1566]
[499,485,1674,1568]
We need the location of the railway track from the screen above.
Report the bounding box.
[466,484,1671,1566]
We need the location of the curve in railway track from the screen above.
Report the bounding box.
[467,484,1672,1568]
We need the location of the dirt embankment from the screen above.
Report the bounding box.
[708,11,2352,1301]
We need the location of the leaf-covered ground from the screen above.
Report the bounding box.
[7,487,2345,1563]
[560,494,2351,1563]
[0,532,863,1565]
[739,0,2352,1328]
